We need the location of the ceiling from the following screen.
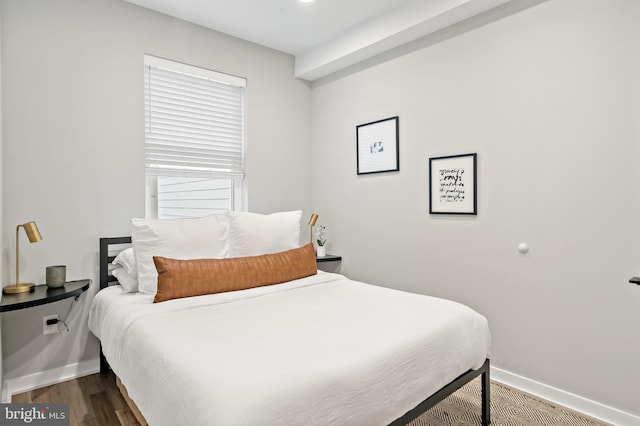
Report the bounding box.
[124,0,534,81]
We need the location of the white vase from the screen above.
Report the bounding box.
[316,246,327,257]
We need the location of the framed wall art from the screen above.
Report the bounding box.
[356,116,399,175]
[429,153,477,215]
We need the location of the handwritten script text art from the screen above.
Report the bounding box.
[439,168,466,203]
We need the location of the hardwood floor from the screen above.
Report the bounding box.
[12,371,140,426]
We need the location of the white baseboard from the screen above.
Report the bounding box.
[1,360,100,403]
[492,366,640,426]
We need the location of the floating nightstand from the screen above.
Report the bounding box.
[316,254,342,263]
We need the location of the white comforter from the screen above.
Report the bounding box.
[89,271,490,426]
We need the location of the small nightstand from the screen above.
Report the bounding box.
[316,254,342,263]
[316,255,342,275]
[0,279,91,402]
[0,279,91,313]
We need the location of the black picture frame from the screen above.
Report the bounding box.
[356,116,399,175]
[429,153,477,215]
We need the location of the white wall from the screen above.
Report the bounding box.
[0,0,311,384]
[312,0,640,419]
[2,0,639,420]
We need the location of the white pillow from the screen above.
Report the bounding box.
[111,266,139,293]
[112,247,137,275]
[131,213,229,295]
[228,210,302,257]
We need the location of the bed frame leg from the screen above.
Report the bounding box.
[481,360,491,425]
[99,344,110,374]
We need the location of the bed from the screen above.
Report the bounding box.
[89,211,491,426]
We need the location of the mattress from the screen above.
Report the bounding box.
[89,271,490,426]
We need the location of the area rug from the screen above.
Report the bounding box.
[409,378,609,426]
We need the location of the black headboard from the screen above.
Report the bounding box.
[99,236,132,290]
[98,236,131,373]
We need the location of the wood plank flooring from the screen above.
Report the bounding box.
[12,371,139,426]
[11,373,608,426]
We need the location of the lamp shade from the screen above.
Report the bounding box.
[308,213,318,245]
[22,221,42,243]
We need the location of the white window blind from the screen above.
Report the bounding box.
[144,55,246,178]
[144,55,246,218]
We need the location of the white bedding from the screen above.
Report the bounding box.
[89,271,490,426]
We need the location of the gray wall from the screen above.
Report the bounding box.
[311,0,640,417]
[0,4,3,391]
[1,0,311,381]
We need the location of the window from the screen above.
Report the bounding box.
[144,55,246,219]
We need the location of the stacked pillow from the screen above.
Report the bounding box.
[132,213,229,295]
[111,210,307,299]
[111,247,138,292]
[228,210,302,257]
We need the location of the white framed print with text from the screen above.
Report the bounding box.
[429,153,477,215]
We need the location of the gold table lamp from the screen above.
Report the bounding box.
[3,221,42,294]
[308,213,318,244]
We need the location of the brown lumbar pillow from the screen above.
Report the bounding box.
[153,243,317,303]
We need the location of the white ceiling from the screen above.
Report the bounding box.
[124,0,531,81]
